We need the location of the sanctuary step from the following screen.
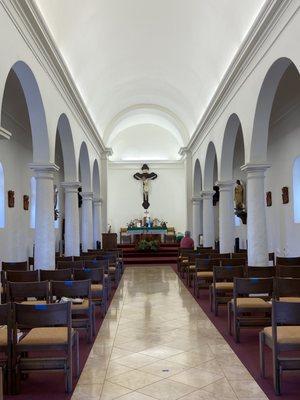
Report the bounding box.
[119,243,179,265]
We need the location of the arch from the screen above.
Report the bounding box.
[193,159,202,195]
[0,162,5,228]
[105,104,188,146]
[56,114,77,181]
[78,142,91,192]
[92,159,101,197]
[1,61,50,162]
[220,113,245,180]
[204,142,218,190]
[250,57,300,162]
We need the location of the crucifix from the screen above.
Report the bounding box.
[133,164,158,209]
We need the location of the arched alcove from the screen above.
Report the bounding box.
[204,142,218,190]
[78,142,91,192]
[92,159,101,197]
[265,61,300,255]
[0,61,49,260]
[193,159,202,195]
[250,58,298,163]
[220,113,245,181]
[2,61,50,162]
[56,114,77,181]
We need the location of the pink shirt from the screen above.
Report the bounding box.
[180,237,194,249]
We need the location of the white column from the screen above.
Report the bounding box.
[192,197,202,246]
[29,163,59,270]
[217,181,235,253]
[93,198,102,248]
[241,163,270,266]
[61,181,81,256]
[81,191,94,252]
[201,190,215,248]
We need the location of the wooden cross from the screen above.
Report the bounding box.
[133,164,158,209]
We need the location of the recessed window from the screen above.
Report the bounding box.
[293,157,300,223]
[0,163,5,228]
[30,176,36,229]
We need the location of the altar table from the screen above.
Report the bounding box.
[127,227,167,242]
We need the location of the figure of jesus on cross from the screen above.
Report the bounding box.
[133,164,158,209]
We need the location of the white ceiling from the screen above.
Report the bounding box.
[35,0,265,159]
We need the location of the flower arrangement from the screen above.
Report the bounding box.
[136,239,159,252]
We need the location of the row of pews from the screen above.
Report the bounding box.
[177,248,300,396]
[0,249,124,395]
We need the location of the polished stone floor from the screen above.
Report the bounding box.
[72,266,268,400]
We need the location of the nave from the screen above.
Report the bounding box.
[73,266,267,400]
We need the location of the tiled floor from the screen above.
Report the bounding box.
[72,266,268,400]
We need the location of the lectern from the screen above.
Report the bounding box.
[102,233,118,250]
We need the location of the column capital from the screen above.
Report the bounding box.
[29,163,59,179]
[200,190,215,199]
[61,181,81,192]
[179,147,191,157]
[0,126,12,140]
[192,196,202,203]
[93,197,103,205]
[241,163,271,176]
[216,180,235,191]
[82,191,94,201]
[101,148,113,159]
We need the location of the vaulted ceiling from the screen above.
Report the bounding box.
[35,0,265,160]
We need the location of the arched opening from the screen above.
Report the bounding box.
[79,142,91,192]
[220,114,246,246]
[193,159,202,196]
[263,61,300,255]
[55,114,77,253]
[0,62,49,261]
[92,160,101,198]
[78,142,92,251]
[204,142,218,190]
[204,142,219,245]
[1,61,50,162]
[92,160,101,247]
[192,159,203,245]
[250,58,295,163]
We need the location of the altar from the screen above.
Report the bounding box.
[127,226,168,235]
[127,227,167,240]
[120,212,176,244]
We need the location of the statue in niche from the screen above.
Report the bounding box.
[266,191,272,207]
[133,164,158,209]
[234,180,247,224]
[23,195,29,211]
[8,190,14,208]
[282,186,289,204]
[234,180,244,210]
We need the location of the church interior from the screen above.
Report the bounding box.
[0,0,300,399]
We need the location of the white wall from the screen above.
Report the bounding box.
[107,162,186,237]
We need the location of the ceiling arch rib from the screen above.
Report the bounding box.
[105,104,188,146]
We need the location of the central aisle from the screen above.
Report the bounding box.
[72,266,268,400]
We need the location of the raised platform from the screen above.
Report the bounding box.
[119,243,179,265]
